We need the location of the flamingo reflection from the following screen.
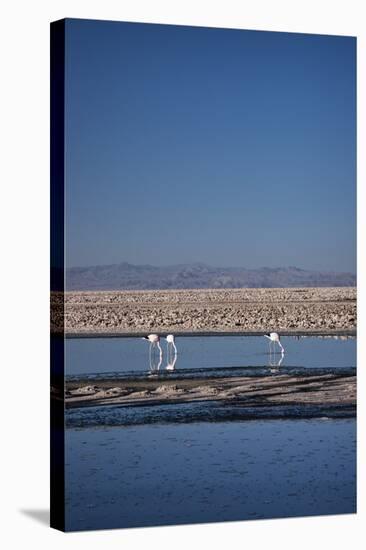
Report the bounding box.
[269,350,284,373]
[166,353,177,371]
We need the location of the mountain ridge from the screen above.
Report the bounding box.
[66,262,356,291]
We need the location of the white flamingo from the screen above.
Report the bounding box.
[165,334,177,371]
[166,334,177,354]
[142,334,162,361]
[264,332,285,353]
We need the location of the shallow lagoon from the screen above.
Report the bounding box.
[65,335,356,531]
[65,335,356,377]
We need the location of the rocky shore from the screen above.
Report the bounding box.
[52,287,356,335]
[64,372,356,415]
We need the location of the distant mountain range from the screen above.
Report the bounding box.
[66,262,356,291]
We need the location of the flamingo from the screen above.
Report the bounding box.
[264,332,285,353]
[165,334,177,371]
[142,334,162,359]
[166,334,177,354]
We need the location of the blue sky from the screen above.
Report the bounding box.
[65,19,356,272]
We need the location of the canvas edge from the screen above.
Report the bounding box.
[50,18,66,533]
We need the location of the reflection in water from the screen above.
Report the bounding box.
[166,352,177,371]
[269,350,285,372]
[149,345,163,373]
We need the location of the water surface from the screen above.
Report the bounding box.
[65,335,356,531]
[66,335,356,378]
[65,419,356,531]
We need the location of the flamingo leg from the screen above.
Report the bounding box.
[157,341,163,361]
[157,342,162,370]
[149,342,153,370]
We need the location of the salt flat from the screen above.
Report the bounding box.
[51,287,356,336]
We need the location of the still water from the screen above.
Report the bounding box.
[65,335,356,531]
[66,419,356,531]
[65,335,356,377]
